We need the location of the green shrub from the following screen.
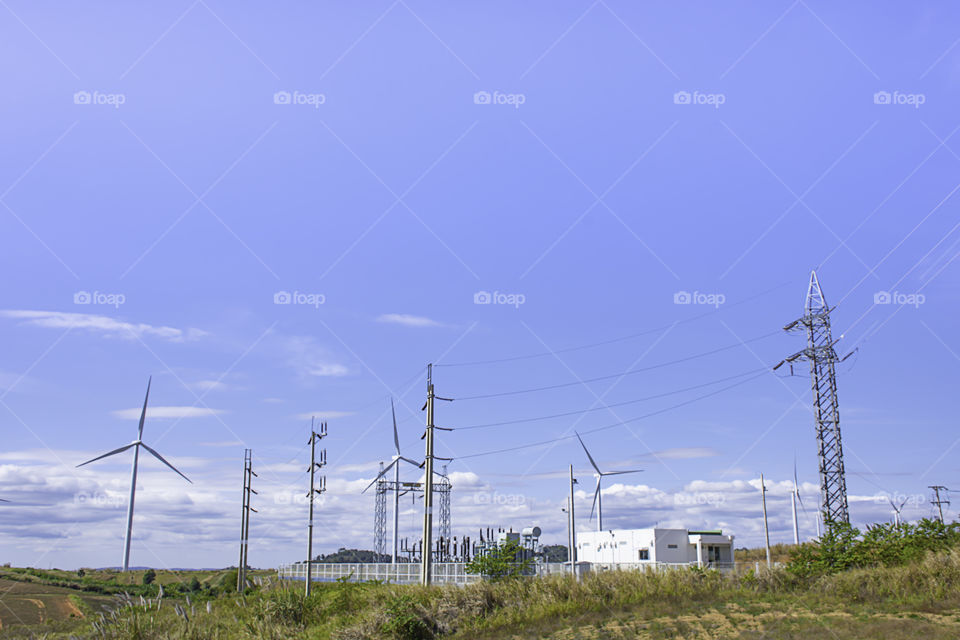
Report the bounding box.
[142,568,156,585]
[381,593,433,639]
[465,539,532,581]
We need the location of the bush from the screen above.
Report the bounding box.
[381,593,433,639]
[142,569,156,585]
[787,518,960,578]
[465,539,532,581]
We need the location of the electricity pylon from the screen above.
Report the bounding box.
[777,271,852,527]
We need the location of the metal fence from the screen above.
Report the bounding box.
[277,560,741,585]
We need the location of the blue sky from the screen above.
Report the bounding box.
[1,0,959,569]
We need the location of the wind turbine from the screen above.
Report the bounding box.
[889,497,908,526]
[791,459,804,545]
[362,398,420,563]
[77,377,192,571]
[576,432,642,532]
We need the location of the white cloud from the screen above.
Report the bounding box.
[377,313,441,328]
[277,335,350,378]
[194,380,227,392]
[295,411,355,420]
[112,406,224,419]
[0,310,205,342]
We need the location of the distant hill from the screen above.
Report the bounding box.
[314,548,392,563]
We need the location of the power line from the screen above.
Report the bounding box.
[454,369,769,460]
[454,330,781,401]
[436,281,791,367]
[455,366,770,430]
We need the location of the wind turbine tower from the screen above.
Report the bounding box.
[576,432,642,532]
[364,398,420,563]
[778,271,851,527]
[77,377,192,571]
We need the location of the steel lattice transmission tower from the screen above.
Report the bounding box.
[374,463,388,558]
[777,271,851,526]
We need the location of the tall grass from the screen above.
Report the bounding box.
[89,548,960,640]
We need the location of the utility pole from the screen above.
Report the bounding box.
[569,464,577,579]
[929,485,950,524]
[761,473,771,568]
[420,364,452,586]
[777,271,852,528]
[305,419,328,596]
[237,449,257,592]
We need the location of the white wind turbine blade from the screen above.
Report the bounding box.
[397,456,421,467]
[77,443,137,468]
[140,443,192,483]
[576,432,602,474]
[793,457,804,507]
[363,459,398,494]
[391,398,401,456]
[602,469,643,477]
[138,377,152,440]
[589,477,601,520]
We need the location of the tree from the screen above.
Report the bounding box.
[465,539,533,581]
[188,576,201,592]
[541,545,568,562]
[142,569,156,585]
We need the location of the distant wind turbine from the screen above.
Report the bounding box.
[363,398,421,563]
[576,432,642,532]
[791,459,804,545]
[889,497,908,526]
[76,377,192,571]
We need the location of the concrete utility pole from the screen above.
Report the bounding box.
[569,464,578,579]
[420,364,452,586]
[761,473,771,568]
[237,449,257,592]
[305,420,327,596]
[930,485,950,524]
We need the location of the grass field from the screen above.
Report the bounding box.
[0,567,268,638]
[1,541,959,638]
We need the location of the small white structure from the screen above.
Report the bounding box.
[576,528,734,567]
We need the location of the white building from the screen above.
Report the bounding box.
[576,528,734,567]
